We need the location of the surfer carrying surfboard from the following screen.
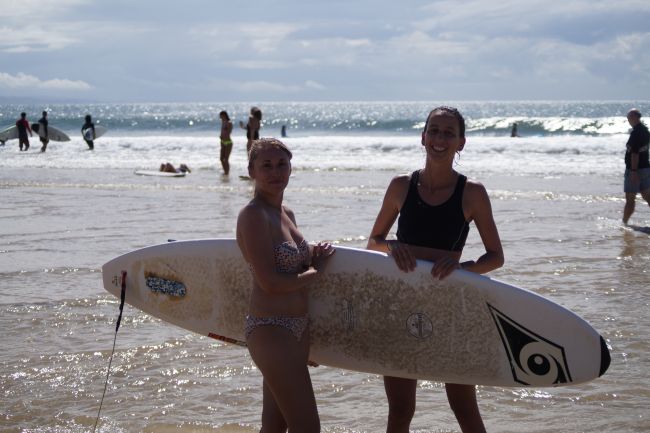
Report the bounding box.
[236,138,335,433]
[38,111,49,152]
[81,114,95,150]
[367,106,504,433]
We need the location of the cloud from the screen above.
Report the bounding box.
[0,25,79,52]
[0,72,91,91]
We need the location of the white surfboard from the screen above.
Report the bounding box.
[82,125,108,140]
[0,125,19,142]
[102,239,610,387]
[134,170,187,177]
[31,123,71,142]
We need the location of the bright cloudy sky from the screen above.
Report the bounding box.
[0,0,649,102]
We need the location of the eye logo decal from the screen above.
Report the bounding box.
[488,304,572,386]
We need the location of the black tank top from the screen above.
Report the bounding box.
[396,170,470,252]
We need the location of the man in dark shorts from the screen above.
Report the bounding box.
[623,108,650,224]
[38,111,49,152]
[16,112,33,151]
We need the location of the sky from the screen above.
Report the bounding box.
[0,0,649,102]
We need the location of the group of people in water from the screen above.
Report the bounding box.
[6,111,98,152]
[236,105,649,433]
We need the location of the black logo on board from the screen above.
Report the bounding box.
[406,313,433,339]
[488,304,572,386]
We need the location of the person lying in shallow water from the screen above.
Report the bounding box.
[159,163,191,173]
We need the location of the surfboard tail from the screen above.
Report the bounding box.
[599,336,611,377]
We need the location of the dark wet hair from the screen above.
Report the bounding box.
[248,138,292,170]
[424,106,466,138]
[251,107,262,120]
[219,110,230,121]
[42,111,47,116]
[628,108,642,119]
[85,114,92,122]
[20,112,26,118]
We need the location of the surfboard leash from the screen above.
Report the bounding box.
[93,270,127,433]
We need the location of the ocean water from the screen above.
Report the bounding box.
[1,101,649,432]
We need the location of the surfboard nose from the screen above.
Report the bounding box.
[599,336,611,377]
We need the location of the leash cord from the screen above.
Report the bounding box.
[92,270,127,432]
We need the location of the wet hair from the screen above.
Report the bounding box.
[219,110,230,121]
[424,106,466,138]
[85,114,92,122]
[628,108,642,119]
[42,111,47,116]
[20,112,26,118]
[248,138,292,170]
[251,107,262,120]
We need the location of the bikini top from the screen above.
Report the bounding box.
[273,239,310,273]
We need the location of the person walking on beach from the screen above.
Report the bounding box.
[38,111,49,152]
[236,138,334,433]
[622,108,650,224]
[219,110,233,175]
[239,106,262,156]
[81,114,96,150]
[367,106,504,433]
[16,112,33,151]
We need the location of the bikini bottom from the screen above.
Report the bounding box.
[245,315,309,341]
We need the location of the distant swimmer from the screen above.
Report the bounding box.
[239,106,262,156]
[510,122,519,137]
[622,108,650,225]
[39,111,49,152]
[81,114,95,150]
[160,163,191,174]
[219,110,233,175]
[16,112,33,151]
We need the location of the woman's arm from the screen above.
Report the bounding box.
[461,181,504,274]
[367,175,418,271]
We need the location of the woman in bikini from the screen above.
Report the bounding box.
[240,106,262,156]
[219,110,233,175]
[367,106,504,433]
[236,138,335,433]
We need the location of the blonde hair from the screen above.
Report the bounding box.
[248,138,292,169]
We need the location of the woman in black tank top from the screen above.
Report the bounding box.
[367,106,504,433]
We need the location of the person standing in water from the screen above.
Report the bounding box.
[237,138,334,432]
[81,114,96,150]
[219,110,233,175]
[239,106,262,156]
[38,111,49,152]
[367,106,504,433]
[510,122,519,137]
[622,108,650,224]
[16,112,33,151]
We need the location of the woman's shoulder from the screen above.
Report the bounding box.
[390,172,413,186]
[462,177,490,202]
[238,201,268,224]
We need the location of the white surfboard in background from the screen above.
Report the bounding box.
[82,125,108,140]
[31,123,71,142]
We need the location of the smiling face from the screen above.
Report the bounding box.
[248,140,292,195]
[421,112,466,163]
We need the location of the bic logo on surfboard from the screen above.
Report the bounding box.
[488,304,572,386]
